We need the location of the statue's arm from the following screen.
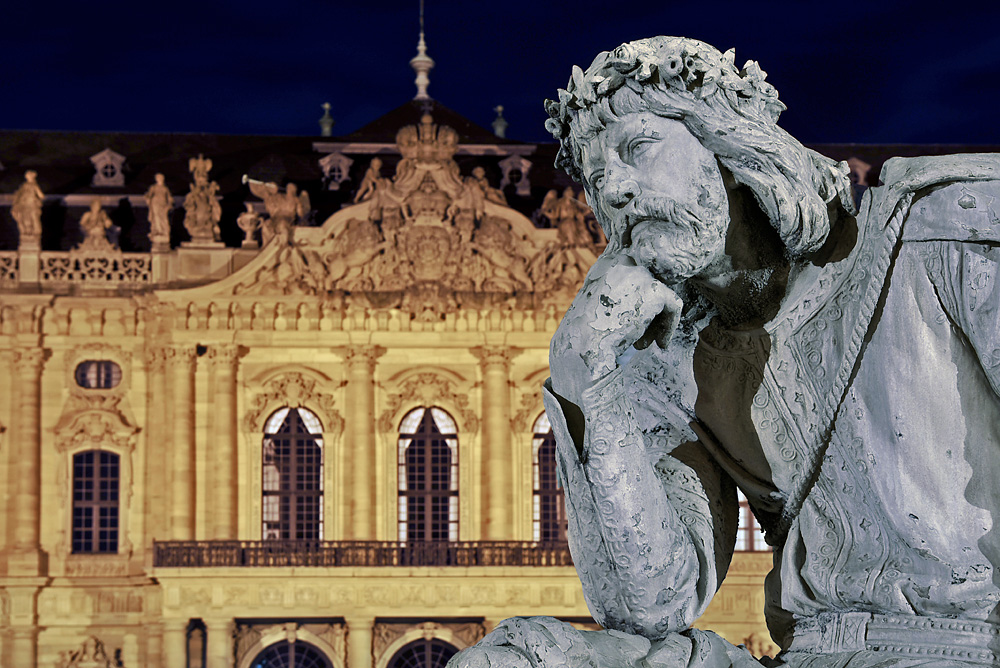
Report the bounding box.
[543,371,736,639]
[927,239,1000,396]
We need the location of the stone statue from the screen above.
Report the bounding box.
[540,186,593,247]
[144,172,172,247]
[77,199,115,251]
[11,170,44,248]
[182,155,221,244]
[471,166,507,205]
[236,202,261,248]
[452,36,1000,668]
[354,157,385,204]
[248,180,311,246]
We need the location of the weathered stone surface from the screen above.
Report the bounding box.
[451,35,1000,668]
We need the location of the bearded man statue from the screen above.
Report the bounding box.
[450,36,1000,668]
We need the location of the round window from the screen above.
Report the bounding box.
[74,360,122,389]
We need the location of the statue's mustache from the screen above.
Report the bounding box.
[620,196,700,244]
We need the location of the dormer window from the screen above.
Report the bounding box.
[499,154,532,197]
[319,152,354,191]
[90,148,126,187]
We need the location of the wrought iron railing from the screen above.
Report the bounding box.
[153,540,573,568]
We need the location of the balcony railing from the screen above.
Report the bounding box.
[153,540,573,568]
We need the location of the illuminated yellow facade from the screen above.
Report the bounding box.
[0,111,773,668]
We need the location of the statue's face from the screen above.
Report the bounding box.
[579,112,730,283]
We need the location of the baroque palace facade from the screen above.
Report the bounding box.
[3,86,938,666]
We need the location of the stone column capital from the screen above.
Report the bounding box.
[470,345,522,371]
[144,346,171,372]
[170,345,198,364]
[343,345,387,373]
[206,344,240,369]
[12,348,45,375]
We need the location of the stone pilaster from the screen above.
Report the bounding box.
[471,346,521,540]
[204,618,234,668]
[170,347,197,540]
[162,618,189,668]
[346,617,375,668]
[207,346,239,540]
[343,345,385,540]
[8,348,45,574]
[145,346,172,542]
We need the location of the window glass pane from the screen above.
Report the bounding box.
[264,408,290,433]
[532,412,551,434]
[399,408,425,434]
[430,407,457,434]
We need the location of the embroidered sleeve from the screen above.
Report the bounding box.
[543,368,737,639]
[926,240,1000,396]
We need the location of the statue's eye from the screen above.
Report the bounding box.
[627,137,656,158]
[590,171,605,189]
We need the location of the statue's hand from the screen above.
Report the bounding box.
[550,251,682,406]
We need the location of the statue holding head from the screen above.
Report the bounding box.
[451,36,1000,668]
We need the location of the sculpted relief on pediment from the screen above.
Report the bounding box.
[230,115,605,310]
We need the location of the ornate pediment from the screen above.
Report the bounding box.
[54,410,139,453]
[170,115,604,312]
[244,371,344,434]
[379,371,479,433]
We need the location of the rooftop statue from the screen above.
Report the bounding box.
[11,170,44,249]
[451,36,1000,667]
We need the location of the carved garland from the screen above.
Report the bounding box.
[243,372,344,434]
[378,372,479,433]
[373,622,485,668]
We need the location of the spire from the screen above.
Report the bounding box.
[318,102,335,137]
[492,105,508,138]
[410,0,434,100]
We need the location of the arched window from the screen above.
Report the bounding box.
[262,407,324,540]
[72,450,120,553]
[386,639,457,668]
[251,640,333,668]
[398,407,458,542]
[736,490,770,552]
[532,412,567,543]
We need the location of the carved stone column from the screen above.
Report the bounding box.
[207,346,239,540]
[343,345,385,540]
[471,346,521,540]
[346,617,374,668]
[145,347,172,542]
[204,618,234,668]
[9,348,44,574]
[162,618,188,668]
[171,347,197,540]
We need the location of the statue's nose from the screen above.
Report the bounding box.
[602,168,640,209]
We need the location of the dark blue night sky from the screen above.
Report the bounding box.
[3,0,999,144]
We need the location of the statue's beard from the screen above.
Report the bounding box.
[625,196,727,284]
